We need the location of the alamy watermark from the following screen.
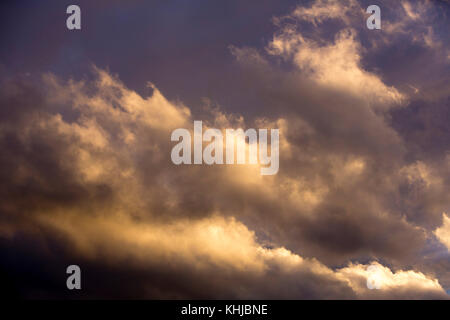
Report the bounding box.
[66,5,81,30]
[171,121,279,175]
[366,5,381,30]
[66,265,81,290]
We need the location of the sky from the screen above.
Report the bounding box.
[0,0,449,299]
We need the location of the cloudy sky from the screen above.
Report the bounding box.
[0,0,449,299]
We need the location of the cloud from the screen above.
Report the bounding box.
[268,27,404,107]
[0,0,449,299]
[435,213,450,250]
[285,0,362,26]
[0,66,447,299]
[337,262,447,299]
[8,198,447,299]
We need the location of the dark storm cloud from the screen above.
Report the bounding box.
[0,65,446,299]
[0,0,449,299]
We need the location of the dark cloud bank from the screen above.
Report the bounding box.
[0,0,449,299]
